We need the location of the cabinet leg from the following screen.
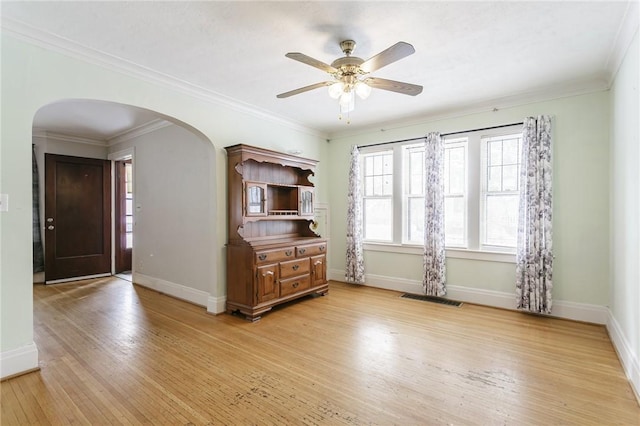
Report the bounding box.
[245,313,261,322]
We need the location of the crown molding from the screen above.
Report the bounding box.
[32,129,107,146]
[32,118,173,147]
[107,118,171,146]
[605,0,639,85]
[1,17,327,139]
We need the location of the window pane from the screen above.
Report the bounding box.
[448,147,465,195]
[365,176,373,196]
[502,138,519,165]
[382,154,393,174]
[126,216,133,233]
[502,165,519,191]
[373,176,383,194]
[409,151,423,195]
[365,156,373,173]
[126,199,133,215]
[488,166,502,191]
[484,194,519,247]
[382,175,392,195]
[443,148,451,193]
[126,233,133,249]
[407,197,424,243]
[445,196,465,246]
[489,141,502,166]
[364,199,392,241]
[373,155,382,173]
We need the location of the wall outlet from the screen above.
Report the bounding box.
[0,194,8,212]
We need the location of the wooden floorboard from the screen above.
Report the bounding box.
[1,277,638,425]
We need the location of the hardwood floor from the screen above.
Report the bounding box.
[2,277,639,425]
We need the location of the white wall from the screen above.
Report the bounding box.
[109,124,217,304]
[0,33,328,379]
[327,91,611,322]
[609,28,639,400]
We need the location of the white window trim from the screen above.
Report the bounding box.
[363,242,516,263]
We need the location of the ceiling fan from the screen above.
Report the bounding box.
[277,39,423,114]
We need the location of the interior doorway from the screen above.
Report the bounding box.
[114,158,133,274]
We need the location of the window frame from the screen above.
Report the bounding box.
[479,133,523,252]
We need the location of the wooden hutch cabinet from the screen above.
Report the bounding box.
[225,144,328,321]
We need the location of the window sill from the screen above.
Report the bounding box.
[363,242,516,264]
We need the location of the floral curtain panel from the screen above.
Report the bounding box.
[516,116,553,314]
[423,132,446,296]
[33,144,45,273]
[345,145,365,284]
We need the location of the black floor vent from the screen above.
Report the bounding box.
[401,293,463,307]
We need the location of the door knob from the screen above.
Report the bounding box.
[47,225,54,230]
[46,218,54,223]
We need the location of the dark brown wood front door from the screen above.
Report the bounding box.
[115,159,132,273]
[44,154,111,282]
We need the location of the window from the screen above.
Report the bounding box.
[480,133,522,249]
[362,150,393,241]
[124,161,133,249]
[402,140,467,247]
[361,125,522,255]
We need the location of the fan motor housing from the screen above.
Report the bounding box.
[331,57,364,75]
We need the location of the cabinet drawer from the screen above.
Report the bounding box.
[255,248,295,264]
[280,258,310,279]
[295,242,327,257]
[280,275,310,297]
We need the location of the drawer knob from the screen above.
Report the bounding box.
[319,246,325,251]
[258,254,267,261]
[292,282,299,288]
[298,248,306,254]
[285,250,293,256]
[292,264,299,271]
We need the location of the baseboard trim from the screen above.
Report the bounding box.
[328,269,609,324]
[607,311,640,404]
[0,342,39,380]
[207,295,227,315]
[133,272,209,307]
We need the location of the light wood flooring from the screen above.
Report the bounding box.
[2,277,639,425]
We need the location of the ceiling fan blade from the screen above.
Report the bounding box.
[277,81,335,98]
[360,42,416,73]
[364,77,423,96]
[285,53,338,73]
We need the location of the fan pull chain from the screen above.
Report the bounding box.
[338,105,352,125]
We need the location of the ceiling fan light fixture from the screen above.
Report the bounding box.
[278,39,422,122]
[328,82,343,99]
[355,81,372,100]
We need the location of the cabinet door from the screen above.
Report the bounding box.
[310,255,326,286]
[298,186,314,216]
[245,181,267,216]
[256,264,279,303]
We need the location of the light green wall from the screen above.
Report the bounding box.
[609,28,639,391]
[0,34,327,362]
[328,91,611,305]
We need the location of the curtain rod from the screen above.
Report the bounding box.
[356,122,524,149]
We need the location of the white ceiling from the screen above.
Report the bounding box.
[2,1,636,139]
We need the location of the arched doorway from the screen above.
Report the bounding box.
[32,99,218,303]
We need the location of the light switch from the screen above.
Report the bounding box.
[0,194,8,212]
